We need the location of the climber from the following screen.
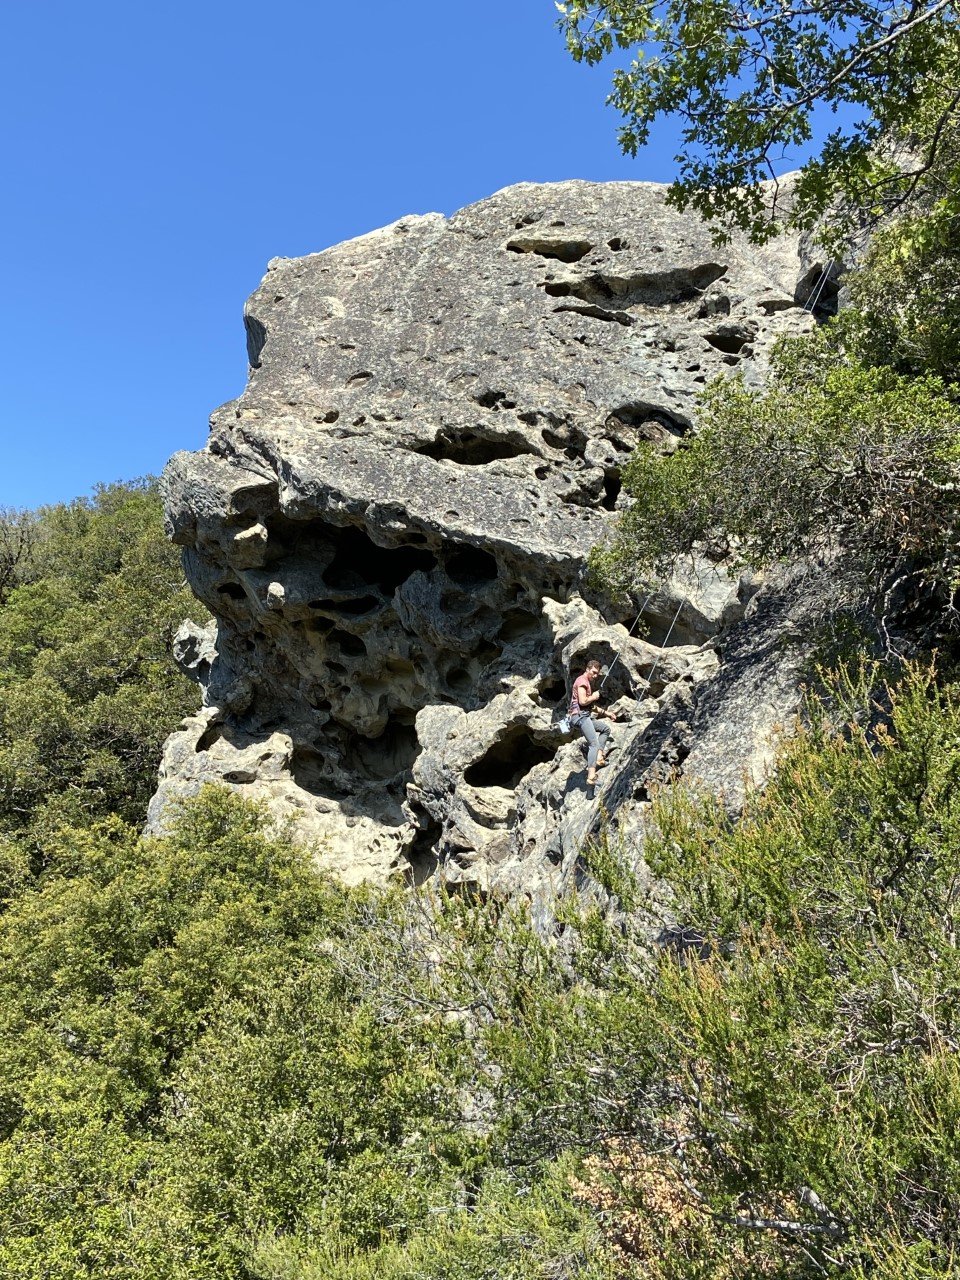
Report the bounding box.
[568,658,619,787]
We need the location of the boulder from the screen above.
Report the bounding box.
[152,179,815,894]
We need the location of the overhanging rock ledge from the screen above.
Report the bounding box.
[150,179,823,894]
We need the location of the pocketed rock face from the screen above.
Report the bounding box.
[152,180,824,891]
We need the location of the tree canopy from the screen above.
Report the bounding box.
[557,0,960,239]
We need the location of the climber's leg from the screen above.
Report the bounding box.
[581,717,602,784]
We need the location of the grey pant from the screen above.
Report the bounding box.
[577,715,610,769]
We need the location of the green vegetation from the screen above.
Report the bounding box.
[591,327,960,613]
[632,664,960,1276]
[1,659,958,1275]
[844,205,960,385]
[557,1,960,240]
[0,481,203,850]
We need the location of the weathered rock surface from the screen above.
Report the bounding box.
[152,179,824,892]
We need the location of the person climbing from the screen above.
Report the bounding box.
[568,658,618,787]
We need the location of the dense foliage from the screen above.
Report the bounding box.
[0,481,203,850]
[1,665,958,1277]
[557,1,960,240]
[844,203,960,385]
[591,327,960,617]
[589,90,960,628]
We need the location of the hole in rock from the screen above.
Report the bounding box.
[758,298,796,315]
[473,389,516,411]
[795,263,840,317]
[474,641,505,686]
[323,525,436,593]
[538,675,566,703]
[608,237,629,252]
[327,628,366,658]
[602,471,622,510]
[445,545,499,586]
[405,814,441,885]
[606,404,688,437]
[344,719,420,781]
[195,723,225,753]
[541,263,727,310]
[304,616,336,637]
[309,595,381,616]
[498,609,541,643]
[554,303,632,326]
[506,236,593,263]
[464,725,556,790]
[446,665,473,693]
[290,747,351,800]
[704,329,751,355]
[541,428,585,458]
[414,430,534,466]
[218,581,246,601]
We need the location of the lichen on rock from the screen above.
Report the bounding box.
[151,179,820,894]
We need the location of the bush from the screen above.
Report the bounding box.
[2,666,960,1276]
[592,327,960,624]
[622,664,960,1276]
[0,481,204,846]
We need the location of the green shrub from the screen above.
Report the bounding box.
[628,665,960,1275]
[0,481,204,846]
[593,328,960,618]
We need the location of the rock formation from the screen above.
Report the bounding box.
[152,179,830,894]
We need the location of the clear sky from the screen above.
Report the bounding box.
[0,1,829,509]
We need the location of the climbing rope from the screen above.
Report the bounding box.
[801,259,835,315]
[634,595,685,701]
[556,590,686,871]
[583,584,686,708]
[597,583,659,693]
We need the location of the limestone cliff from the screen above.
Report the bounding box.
[151,180,830,894]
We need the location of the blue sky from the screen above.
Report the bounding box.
[0,1,830,508]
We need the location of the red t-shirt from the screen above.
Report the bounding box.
[569,672,593,718]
